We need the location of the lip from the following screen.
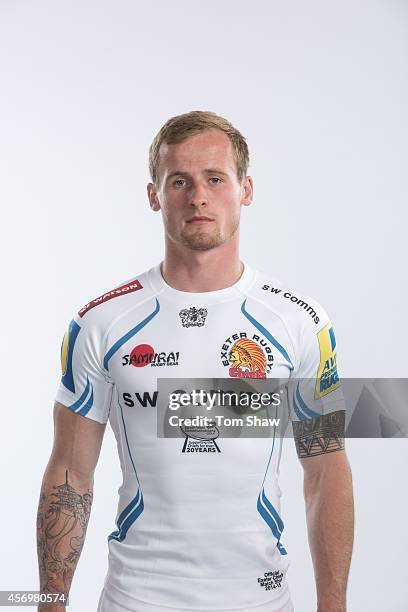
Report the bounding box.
[186,216,214,223]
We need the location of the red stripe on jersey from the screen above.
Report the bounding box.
[78,279,143,317]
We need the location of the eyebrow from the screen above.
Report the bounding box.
[166,169,229,180]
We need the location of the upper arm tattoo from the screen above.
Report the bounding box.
[292,410,345,459]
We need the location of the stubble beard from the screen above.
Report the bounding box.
[178,217,240,251]
[180,229,224,251]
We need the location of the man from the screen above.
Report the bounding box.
[37,111,354,612]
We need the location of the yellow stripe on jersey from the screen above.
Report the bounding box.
[61,325,70,375]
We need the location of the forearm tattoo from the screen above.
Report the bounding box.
[292,410,345,458]
[36,470,93,597]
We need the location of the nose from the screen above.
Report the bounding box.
[189,181,208,207]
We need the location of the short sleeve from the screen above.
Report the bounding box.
[54,315,113,424]
[288,303,345,424]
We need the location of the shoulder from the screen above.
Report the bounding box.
[247,268,340,380]
[71,267,156,332]
[248,268,330,333]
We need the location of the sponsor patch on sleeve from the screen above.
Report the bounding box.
[61,319,81,393]
[78,279,143,317]
[314,322,341,399]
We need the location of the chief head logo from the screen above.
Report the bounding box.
[228,338,267,375]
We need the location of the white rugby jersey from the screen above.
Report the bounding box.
[55,262,343,612]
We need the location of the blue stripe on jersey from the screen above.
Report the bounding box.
[67,377,93,415]
[108,490,144,542]
[257,488,287,555]
[261,488,284,533]
[108,397,145,542]
[329,326,336,351]
[240,300,293,368]
[257,494,280,538]
[61,319,81,393]
[295,382,320,419]
[77,385,94,417]
[293,395,308,421]
[115,492,142,528]
[277,542,287,555]
[261,403,278,488]
[257,404,288,555]
[111,498,144,541]
[103,298,160,370]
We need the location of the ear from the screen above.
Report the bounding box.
[147,182,161,212]
[241,176,254,207]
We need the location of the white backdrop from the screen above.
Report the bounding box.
[1,1,407,611]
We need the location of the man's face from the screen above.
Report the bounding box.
[147,129,253,251]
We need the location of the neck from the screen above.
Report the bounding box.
[161,235,243,293]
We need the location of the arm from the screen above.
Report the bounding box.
[36,401,106,611]
[294,412,354,612]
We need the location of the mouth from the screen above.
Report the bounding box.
[186,216,215,224]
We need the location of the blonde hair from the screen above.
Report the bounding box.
[149,110,250,187]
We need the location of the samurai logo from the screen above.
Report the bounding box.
[179,307,208,328]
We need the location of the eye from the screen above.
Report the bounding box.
[209,177,222,184]
[173,178,186,188]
